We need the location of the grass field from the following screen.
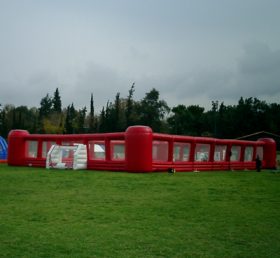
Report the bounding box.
[0,164,280,258]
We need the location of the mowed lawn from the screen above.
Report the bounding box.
[0,164,280,258]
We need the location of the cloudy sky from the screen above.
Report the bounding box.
[1,0,280,112]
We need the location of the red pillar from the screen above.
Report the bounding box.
[258,138,276,169]
[8,130,29,166]
[125,126,153,172]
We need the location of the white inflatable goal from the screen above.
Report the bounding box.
[46,144,87,170]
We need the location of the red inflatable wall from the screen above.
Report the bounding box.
[7,126,277,172]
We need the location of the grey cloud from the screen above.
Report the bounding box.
[71,63,134,111]
[156,42,280,108]
[1,1,280,112]
[236,42,280,96]
[0,71,59,107]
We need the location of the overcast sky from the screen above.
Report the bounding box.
[1,0,280,112]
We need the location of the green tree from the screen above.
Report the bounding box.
[0,105,14,137]
[0,105,39,135]
[42,112,64,134]
[216,102,228,138]
[104,101,113,132]
[111,93,121,131]
[0,104,6,137]
[39,90,64,133]
[125,82,136,127]
[167,105,189,135]
[136,88,170,132]
[39,94,53,119]
[76,107,87,133]
[64,103,77,134]
[88,93,95,132]
[112,92,126,131]
[232,97,265,137]
[187,105,205,136]
[98,107,106,133]
[267,103,280,133]
[52,88,62,113]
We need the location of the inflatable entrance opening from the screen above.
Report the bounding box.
[7,126,277,172]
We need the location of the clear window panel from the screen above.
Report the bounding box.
[88,141,106,160]
[111,141,125,161]
[62,148,75,158]
[173,142,191,162]
[26,141,38,158]
[230,146,241,161]
[195,144,210,162]
[214,145,227,162]
[244,146,254,161]
[42,141,56,158]
[173,145,180,161]
[256,146,263,160]
[153,141,169,162]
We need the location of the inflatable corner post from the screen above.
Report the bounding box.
[8,130,29,166]
[125,126,153,172]
[258,138,276,169]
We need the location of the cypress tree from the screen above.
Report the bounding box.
[89,93,95,132]
[125,82,135,127]
[52,88,62,113]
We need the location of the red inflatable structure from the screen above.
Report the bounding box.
[8,126,276,172]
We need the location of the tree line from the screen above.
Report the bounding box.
[1,84,280,139]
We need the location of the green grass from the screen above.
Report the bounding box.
[0,164,280,258]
